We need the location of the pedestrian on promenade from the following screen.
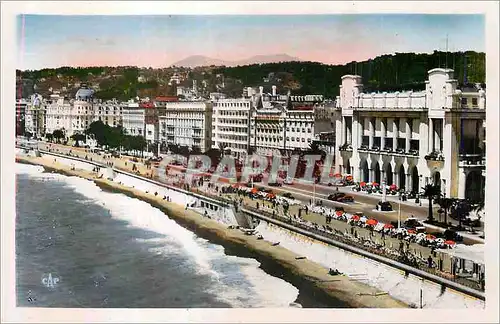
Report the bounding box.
[427,255,433,268]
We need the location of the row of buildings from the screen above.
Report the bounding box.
[17,68,486,202]
[18,84,334,157]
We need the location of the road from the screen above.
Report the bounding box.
[21,139,484,243]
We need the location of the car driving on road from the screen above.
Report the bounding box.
[327,192,354,203]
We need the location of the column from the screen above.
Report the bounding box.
[392,119,398,151]
[393,171,398,187]
[380,118,386,150]
[347,120,352,144]
[369,168,374,183]
[341,117,346,145]
[369,118,374,148]
[405,118,411,152]
[458,169,467,199]
[406,173,411,191]
[358,116,363,146]
[428,118,434,152]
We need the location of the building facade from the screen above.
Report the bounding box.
[159,101,213,152]
[45,93,72,136]
[24,94,46,137]
[334,68,486,202]
[94,99,123,128]
[122,101,145,137]
[15,99,29,136]
[211,98,252,159]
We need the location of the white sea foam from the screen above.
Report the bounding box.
[16,164,299,307]
[255,221,485,309]
[16,163,45,174]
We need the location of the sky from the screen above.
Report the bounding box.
[17,14,485,70]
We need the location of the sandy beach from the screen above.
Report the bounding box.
[15,154,408,308]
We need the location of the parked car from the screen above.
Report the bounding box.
[443,229,464,242]
[282,192,295,200]
[268,182,283,187]
[404,217,426,233]
[376,201,393,211]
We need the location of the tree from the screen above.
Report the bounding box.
[52,129,65,144]
[437,197,457,226]
[421,184,442,222]
[452,200,473,230]
[179,145,190,157]
[190,145,202,156]
[45,133,53,143]
[71,133,86,147]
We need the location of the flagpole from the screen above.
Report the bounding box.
[398,198,401,229]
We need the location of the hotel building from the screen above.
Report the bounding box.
[211,98,252,159]
[24,94,46,138]
[334,68,486,202]
[122,101,145,137]
[159,100,213,152]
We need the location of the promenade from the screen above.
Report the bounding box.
[17,141,485,297]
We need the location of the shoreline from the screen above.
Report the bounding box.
[16,155,408,308]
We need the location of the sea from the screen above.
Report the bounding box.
[15,163,305,308]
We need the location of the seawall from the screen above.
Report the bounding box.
[16,153,408,308]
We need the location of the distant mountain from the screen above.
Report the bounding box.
[171,54,302,68]
[171,55,229,68]
[235,54,302,66]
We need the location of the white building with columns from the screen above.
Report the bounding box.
[334,68,485,202]
[158,101,213,152]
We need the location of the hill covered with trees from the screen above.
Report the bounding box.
[17,50,485,100]
[213,51,485,98]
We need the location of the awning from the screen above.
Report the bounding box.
[437,244,484,264]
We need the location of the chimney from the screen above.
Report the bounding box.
[272,85,277,96]
[259,86,264,96]
[247,87,253,98]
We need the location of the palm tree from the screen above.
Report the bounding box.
[421,184,442,222]
[453,199,472,230]
[437,197,456,226]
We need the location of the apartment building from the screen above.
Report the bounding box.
[94,98,123,128]
[159,100,213,152]
[122,101,145,137]
[211,98,252,159]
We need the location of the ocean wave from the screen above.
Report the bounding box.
[255,221,484,309]
[15,163,45,174]
[18,168,299,307]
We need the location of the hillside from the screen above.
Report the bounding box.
[213,51,485,98]
[17,51,485,101]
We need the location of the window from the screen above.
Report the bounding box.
[472,98,478,106]
[461,98,468,105]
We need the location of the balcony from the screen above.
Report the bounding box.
[339,143,353,152]
[425,150,445,161]
[459,154,485,167]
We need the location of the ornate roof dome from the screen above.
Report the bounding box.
[75,87,94,100]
